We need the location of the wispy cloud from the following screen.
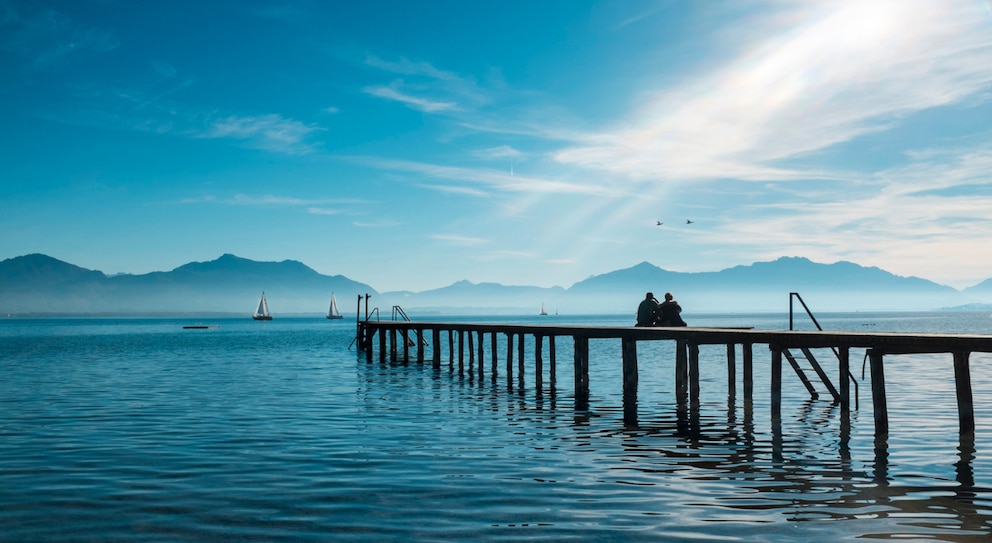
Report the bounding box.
[363,54,491,113]
[342,156,623,197]
[472,145,522,160]
[431,234,488,247]
[182,194,370,208]
[363,82,458,112]
[198,114,323,154]
[553,0,992,182]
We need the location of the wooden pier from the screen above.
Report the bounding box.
[355,320,992,439]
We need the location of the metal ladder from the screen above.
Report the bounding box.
[788,292,858,407]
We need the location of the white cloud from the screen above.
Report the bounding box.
[199,114,323,154]
[363,83,458,112]
[552,0,992,182]
[432,234,488,247]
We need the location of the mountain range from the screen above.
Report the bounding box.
[2,253,992,316]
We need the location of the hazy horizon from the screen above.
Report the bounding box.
[4,1,992,292]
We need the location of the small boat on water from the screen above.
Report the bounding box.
[253,292,273,320]
[540,303,548,316]
[326,292,343,320]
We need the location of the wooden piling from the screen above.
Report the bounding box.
[535,335,544,391]
[574,335,589,409]
[868,349,888,436]
[771,346,782,423]
[432,329,441,368]
[622,336,638,425]
[953,351,975,434]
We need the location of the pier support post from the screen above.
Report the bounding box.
[689,343,700,407]
[574,336,590,410]
[416,329,424,363]
[378,328,386,364]
[839,347,850,421]
[458,330,465,373]
[953,351,975,435]
[549,336,557,384]
[448,330,454,367]
[518,334,525,380]
[468,330,474,370]
[743,343,753,401]
[771,346,782,423]
[622,336,638,426]
[535,335,544,391]
[490,332,498,380]
[868,349,888,436]
[727,344,736,397]
[478,331,485,380]
[675,340,688,406]
[432,329,441,368]
[389,329,397,362]
[506,333,514,387]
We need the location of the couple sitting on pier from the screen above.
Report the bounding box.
[636,291,687,327]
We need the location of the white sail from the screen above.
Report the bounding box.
[253,292,272,320]
[327,292,343,319]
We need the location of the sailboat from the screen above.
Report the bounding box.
[253,292,272,320]
[326,292,343,320]
[539,302,548,316]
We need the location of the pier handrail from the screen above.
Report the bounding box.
[789,292,859,408]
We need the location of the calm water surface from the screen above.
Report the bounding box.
[2,312,992,541]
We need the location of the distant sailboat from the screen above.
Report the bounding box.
[540,303,548,316]
[253,292,272,320]
[326,292,343,320]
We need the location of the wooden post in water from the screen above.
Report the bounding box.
[839,347,850,420]
[574,335,590,410]
[416,329,424,363]
[518,334,525,380]
[378,328,386,364]
[389,329,397,362]
[771,346,782,423]
[868,349,888,436]
[622,336,638,426]
[689,343,700,407]
[535,335,544,391]
[743,343,753,401]
[432,328,441,368]
[549,336,557,384]
[490,332,498,380]
[478,331,485,380]
[953,351,975,434]
[506,333,514,387]
[727,344,736,397]
[448,330,454,367]
[675,340,688,406]
[467,330,474,371]
[458,330,465,373]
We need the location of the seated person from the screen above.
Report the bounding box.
[635,292,660,326]
[656,292,687,327]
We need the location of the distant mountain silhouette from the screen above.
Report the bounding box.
[565,257,965,313]
[2,253,990,315]
[0,254,376,315]
[385,280,566,314]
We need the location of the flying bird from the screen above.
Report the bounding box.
[686,219,694,224]
[656,221,663,226]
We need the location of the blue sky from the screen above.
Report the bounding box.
[3,0,992,292]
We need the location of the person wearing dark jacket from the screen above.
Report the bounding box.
[635,292,660,326]
[656,292,686,327]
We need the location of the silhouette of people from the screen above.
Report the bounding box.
[656,292,687,327]
[636,292,660,327]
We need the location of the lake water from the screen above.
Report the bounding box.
[2,311,992,542]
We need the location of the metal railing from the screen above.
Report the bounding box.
[788,292,859,408]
